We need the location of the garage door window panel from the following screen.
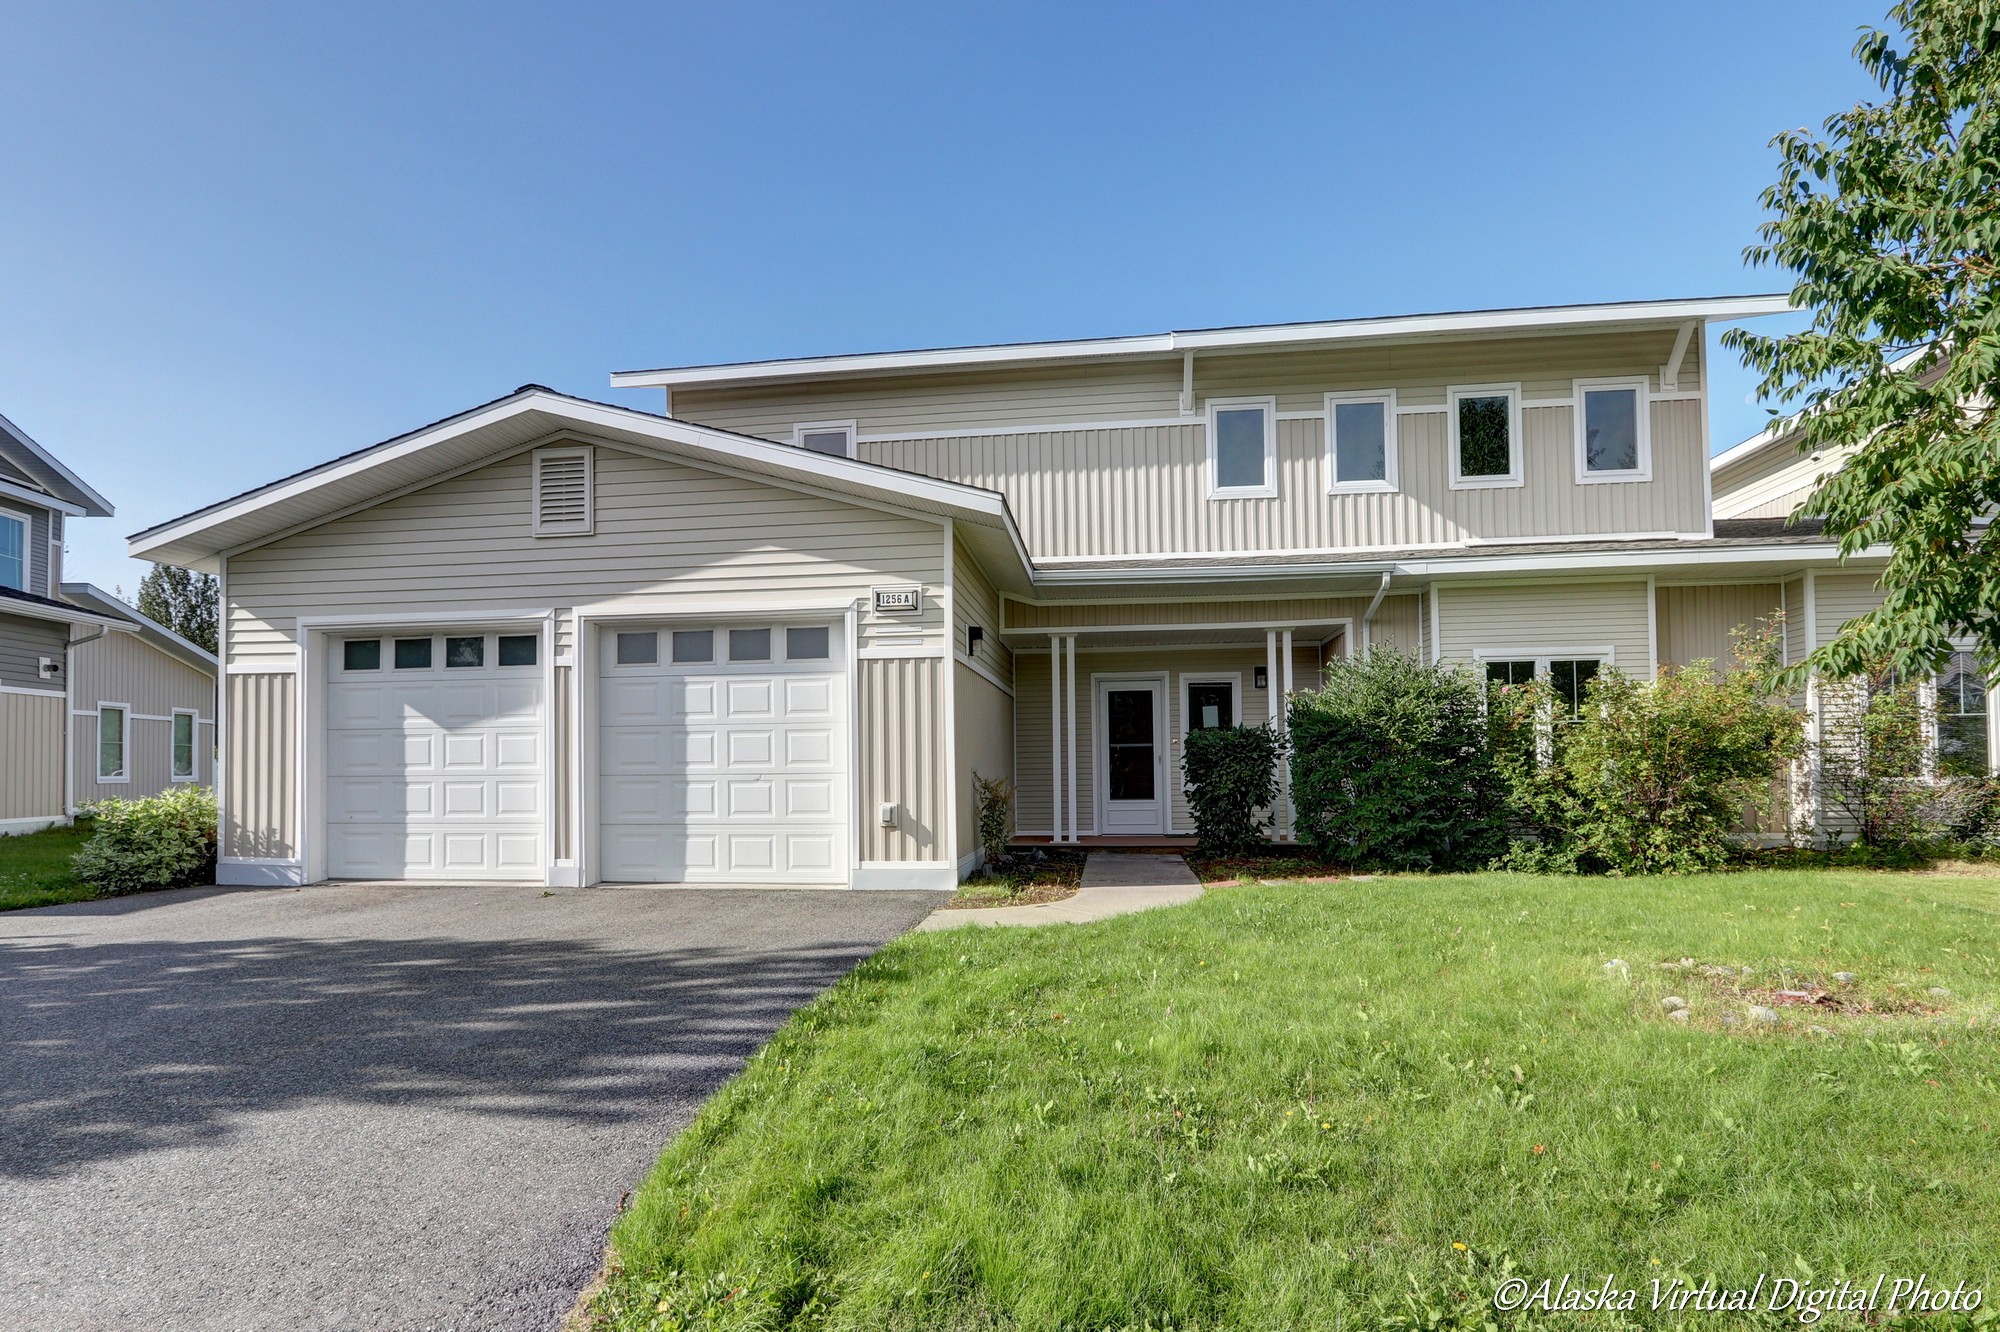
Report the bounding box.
[394,638,432,669]
[670,630,710,664]
[446,636,485,668]
[617,631,658,666]
[729,628,771,663]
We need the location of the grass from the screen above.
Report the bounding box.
[0,821,95,911]
[943,848,1088,910]
[591,868,2000,1330]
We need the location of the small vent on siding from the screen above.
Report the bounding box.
[532,446,593,536]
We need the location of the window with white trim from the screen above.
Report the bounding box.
[1206,398,1276,498]
[1936,651,1990,777]
[0,508,25,591]
[1484,656,1603,719]
[1575,378,1650,481]
[1449,385,1522,489]
[171,711,197,781]
[97,706,128,781]
[792,421,856,458]
[531,446,593,536]
[1325,391,1397,492]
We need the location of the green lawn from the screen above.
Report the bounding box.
[591,869,2000,1330]
[0,821,95,911]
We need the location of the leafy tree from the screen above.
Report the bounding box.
[1724,1,2000,683]
[135,563,218,654]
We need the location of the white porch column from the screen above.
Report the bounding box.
[1050,634,1064,842]
[1065,634,1079,842]
[1279,628,1294,840]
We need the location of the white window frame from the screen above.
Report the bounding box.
[1178,672,1243,745]
[170,708,199,782]
[97,703,130,783]
[1474,649,1612,712]
[1447,383,1523,490]
[1324,390,1399,493]
[1573,377,1652,484]
[530,444,594,537]
[792,420,858,459]
[0,505,28,593]
[1205,397,1278,499]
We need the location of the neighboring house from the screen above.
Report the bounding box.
[59,583,218,805]
[0,412,134,834]
[130,295,1962,890]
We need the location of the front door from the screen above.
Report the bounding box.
[1099,679,1165,834]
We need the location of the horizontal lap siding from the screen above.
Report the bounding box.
[1813,572,1887,647]
[0,692,64,820]
[955,663,1014,862]
[1435,581,1653,679]
[226,446,947,666]
[952,535,1012,687]
[858,655,945,862]
[0,614,66,691]
[1655,584,1784,674]
[225,672,295,859]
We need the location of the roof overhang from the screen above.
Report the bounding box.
[59,582,218,674]
[0,411,114,517]
[612,295,1796,392]
[127,388,1034,587]
[0,593,137,634]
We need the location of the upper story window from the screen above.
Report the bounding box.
[0,508,26,591]
[1207,398,1276,498]
[1575,378,1651,482]
[1448,384,1522,490]
[793,421,856,458]
[1325,391,1397,493]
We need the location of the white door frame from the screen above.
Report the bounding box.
[1092,671,1169,835]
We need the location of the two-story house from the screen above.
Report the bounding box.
[1,412,219,834]
[132,295,1946,889]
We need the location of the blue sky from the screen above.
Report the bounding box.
[1,1,1883,593]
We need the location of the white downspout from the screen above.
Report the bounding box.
[1360,571,1392,655]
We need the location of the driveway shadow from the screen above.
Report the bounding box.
[0,930,890,1179]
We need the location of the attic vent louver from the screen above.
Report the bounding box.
[532,446,593,536]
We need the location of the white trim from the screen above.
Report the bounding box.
[1179,671,1243,747]
[1091,671,1170,836]
[0,504,30,594]
[852,861,958,891]
[1065,635,1078,840]
[857,644,946,659]
[1324,390,1399,494]
[953,650,1015,697]
[297,607,556,630]
[957,846,982,880]
[1661,320,1697,391]
[857,415,1199,444]
[941,520,960,874]
[0,477,85,516]
[1000,615,1353,640]
[1206,397,1278,499]
[216,555,227,865]
[1573,378,1653,484]
[170,708,199,782]
[225,661,299,674]
[610,295,1795,389]
[0,683,64,697]
[217,856,306,886]
[0,815,69,837]
[530,444,594,537]
[1472,645,1617,662]
[1645,574,1659,679]
[1446,383,1524,490]
[95,702,130,783]
[1395,403,1449,415]
[792,420,859,458]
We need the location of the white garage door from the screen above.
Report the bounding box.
[325,630,545,880]
[598,620,846,884]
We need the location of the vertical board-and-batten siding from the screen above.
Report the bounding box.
[0,692,64,820]
[1654,584,1784,673]
[1434,581,1653,678]
[225,446,947,668]
[224,672,295,860]
[69,630,218,804]
[858,655,945,862]
[855,400,1702,560]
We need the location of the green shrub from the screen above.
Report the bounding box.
[71,786,218,895]
[1491,627,1802,875]
[971,770,1013,868]
[1289,652,1504,871]
[1180,725,1283,856]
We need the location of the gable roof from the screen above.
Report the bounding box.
[127,386,1034,585]
[0,583,136,633]
[611,295,1795,392]
[59,583,218,676]
[0,410,115,517]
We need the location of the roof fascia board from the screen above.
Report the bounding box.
[612,296,1795,391]
[0,477,85,516]
[60,582,218,669]
[0,411,115,516]
[1710,342,1934,473]
[0,596,138,632]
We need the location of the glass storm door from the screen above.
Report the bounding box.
[1100,681,1165,834]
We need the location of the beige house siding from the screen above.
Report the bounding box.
[69,630,217,803]
[1004,595,1369,633]
[1014,643,1321,834]
[225,445,947,668]
[224,672,295,859]
[1813,571,1887,647]
[857,654,946,862]
[0,691,64,821]
[954,662,1014,862]
[855,399,1703,561]
[1369,593,1422,656]
[1434,580,1654,680]
[1655,584,1784,673]
[1713,436,1850,520]
[952,534,1012,687]
[675,328,1696,440]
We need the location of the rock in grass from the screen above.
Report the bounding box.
[1668,1009,1691,1023]
[1928,986,1951,999]
[1661,996,1688,1012]
[1748,1005,1780,1026]
[1833,972,1856,984]
[1720,1012,1742,1028]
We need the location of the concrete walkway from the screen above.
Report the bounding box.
[916,852,1202,931]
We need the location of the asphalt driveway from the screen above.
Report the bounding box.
[0,882,942,1330]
